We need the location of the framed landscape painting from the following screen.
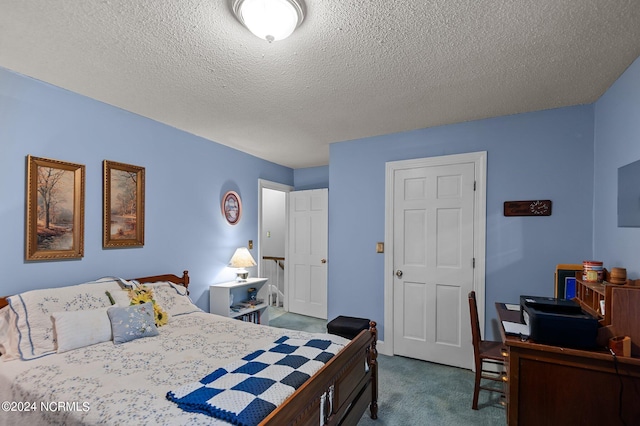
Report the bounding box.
[26,155,85,260]
[103,160,145,248]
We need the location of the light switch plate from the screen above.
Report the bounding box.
[376,242,384,253]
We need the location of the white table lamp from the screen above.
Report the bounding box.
[228,247,257,281]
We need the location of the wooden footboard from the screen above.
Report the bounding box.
[262,321,378,426]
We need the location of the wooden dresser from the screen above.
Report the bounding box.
[497,302,640,426]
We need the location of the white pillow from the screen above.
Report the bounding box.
[107,288,134,307]
[0,306,9,355]
[6,277,129,360]
[51,308,112,353]
[137,281,201,317]
[0,306,19,361]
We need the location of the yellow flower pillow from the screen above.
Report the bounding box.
[127,285,168,327]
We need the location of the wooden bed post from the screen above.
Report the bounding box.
[368,321,379,419]
[181,270,190,293]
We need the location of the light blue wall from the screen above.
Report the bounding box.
[593,57,640,275]
[293,166,329,190]
[0,68,293,311]
[5,54,639,346]
[328,106,595,341]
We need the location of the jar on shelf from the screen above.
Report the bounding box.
[583,261,603,282]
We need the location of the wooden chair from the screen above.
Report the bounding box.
[468,291,506,410]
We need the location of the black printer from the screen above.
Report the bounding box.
[519,295,598,349]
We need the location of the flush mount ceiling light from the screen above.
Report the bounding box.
[232,0,305,42]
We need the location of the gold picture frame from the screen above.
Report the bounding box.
[26,155,85,260]
[103,160,145,248]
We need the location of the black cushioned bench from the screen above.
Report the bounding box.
[327,315,370,340]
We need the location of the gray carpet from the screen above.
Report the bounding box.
[267,309,506,425]
[267,308,328,334]
[357,354,505,426]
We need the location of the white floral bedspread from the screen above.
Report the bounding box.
[0,312,346,426]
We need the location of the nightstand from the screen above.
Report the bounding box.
[209,278,269,324]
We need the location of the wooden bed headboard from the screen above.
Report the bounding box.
[133,270,190,291]
[0,270,190,309]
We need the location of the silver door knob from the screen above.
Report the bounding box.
[396,270,403,278]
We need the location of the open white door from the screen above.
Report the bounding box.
[287,189,328,319]
[258,179,293,310]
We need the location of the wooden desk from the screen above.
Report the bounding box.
[496,303,640,426]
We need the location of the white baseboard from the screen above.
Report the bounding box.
[376,340,392,356]
[373,340,491,374]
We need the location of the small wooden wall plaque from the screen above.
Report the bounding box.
[503,200,552,216]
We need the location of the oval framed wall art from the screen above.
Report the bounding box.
[222,191,242,225]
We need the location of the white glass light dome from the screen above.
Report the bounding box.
[232,0,305,42]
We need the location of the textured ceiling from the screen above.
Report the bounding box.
[1,1,639,168]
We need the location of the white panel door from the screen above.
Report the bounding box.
[393,161,475,368]
[287,189,328,319]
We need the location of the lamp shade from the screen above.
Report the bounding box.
[232,0,305,42]
[228,247,257,268]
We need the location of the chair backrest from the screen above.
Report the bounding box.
[468,291,482,363]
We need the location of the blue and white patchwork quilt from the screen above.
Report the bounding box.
[166,336,343,426]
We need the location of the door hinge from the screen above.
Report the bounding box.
[472,258,475,268]
[473,181,476,191]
